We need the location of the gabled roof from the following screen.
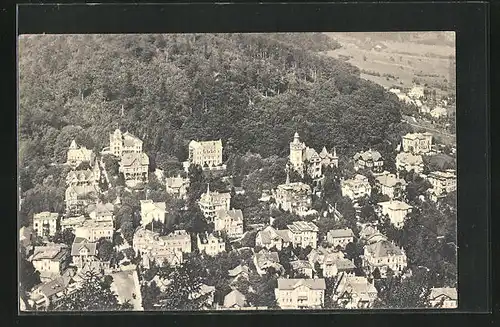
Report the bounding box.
[328,228,354,239]
[166,176,189,188]
[354,149,382,162]
[277,278,326,290]
[224,289,247,308]
[121,152,149,167]
[140,200,166,214]
[87,202,114,216]
[254,249,280,268]
[35,276,73,299]
[365,240,404,257]
[396,152,424,165]
[375,174,406,188]
[215,209,244,222]
[378,200,413,211]
[71,241,97,256]
[287,221,319,233]
[429,287,457,301]
[290,260,313,270]
[336,274,377,301]
[31,245,68,261]
[228,264,250,277]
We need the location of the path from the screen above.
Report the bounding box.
[110,269,143,311]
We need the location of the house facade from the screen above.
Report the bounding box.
[33,212,58,238]
[197,232,226,256]
[119,152,149,183]
[377,200,413,229]
[159,230,192,254]
[427,170,457,198]
[132,228,185,267]
[165,175,190,199]
[67,140,94,167]
[109,129,143,158]
[341,175,372,201]
[308,247,355,278]
[353,149,384,172]
[362,240,407,277]
[214,209,244,239]
[71,239,98,269]
[66,166,100,187]
[140,200,166,226]
[429,287,458,308]
[289,132,337,180]
[65,184,99,215]
[287,221,319,249]
[274,181,313,216]
[188,140,223,168]
[402,132,433,154]
[198,185,231,221]
[333,273,378,309]
[326,228,355,249]
[275,278,326,309]
[396,152,425,174]
[87,202,114,222]
[253,249,283,276]
[30,245,70,280]
[375,173,407,200]
[255,226,291,251]
[74,219,113,242]
[28,276,77,310]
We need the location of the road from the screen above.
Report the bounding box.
[110,270,143,311]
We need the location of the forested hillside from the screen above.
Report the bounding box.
[19,33,410,195]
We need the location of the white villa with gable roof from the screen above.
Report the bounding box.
[377,200,413,229]
[214,209,244,238]
[188,139,224,169]
[341,174,372,201]
[67,140,94,167]
[375,172,407,200]
[353,149,384,172]
[255,225,291,251]
[287,221,319,249]
[333,272,378,309]
[402,132,433,154]
[119,152,149,183]
[33,212,58,238]
[396,152,425,174]
[362,239,407,277]
[109,129,143,158]
[197,232,226,256]
[326,228,355,249]
[275,278,326,309]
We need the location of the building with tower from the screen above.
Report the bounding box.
[198,184,232,221]
[289,132,338,182]
[273,164,314,216]
[67,140,94,167]
[109,129,143,158]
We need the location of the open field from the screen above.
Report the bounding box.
[320,32,455,97]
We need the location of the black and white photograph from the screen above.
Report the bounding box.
[18,32,457,312]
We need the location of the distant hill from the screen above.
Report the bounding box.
[19,33,409,183]
[326,32,455,48]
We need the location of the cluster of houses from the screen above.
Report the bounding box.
[20,128,457,311]
[389,85,451,119]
